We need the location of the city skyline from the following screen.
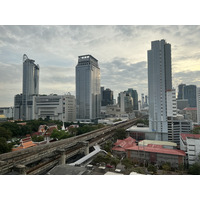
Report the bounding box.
[1,25,200,107]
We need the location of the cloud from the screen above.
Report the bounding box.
[1,25,200,106]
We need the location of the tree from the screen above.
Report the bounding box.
[0,137,12,154]
[32,135,44,142]
[192,127,200,134]
[50,129,71,140]
[114,128,127,140]
[0,127,12,140]
[147,164,157,174]
[188,163,200,175]
[162,162,171,171]
[121,158,133,169]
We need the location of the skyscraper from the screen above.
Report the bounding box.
[197,87,200,124]
[101,88,113,106]
[183,85,197,107]
[148,39,172,133]
[76,55,100,122]
[127,88,138,110]
[22,54,39,120]
[178,83,186,99]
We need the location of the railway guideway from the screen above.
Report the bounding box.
[0,118,137,174]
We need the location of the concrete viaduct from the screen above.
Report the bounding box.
[0,119,138,175]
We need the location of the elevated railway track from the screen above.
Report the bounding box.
[0,118,138,175]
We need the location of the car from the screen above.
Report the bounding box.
[106,164,113,168]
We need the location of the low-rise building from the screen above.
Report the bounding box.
[182,107,197,122]
[126,145,186,168]
[180,133,200,165]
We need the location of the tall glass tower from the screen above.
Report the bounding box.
[148,40,172,133]
[22,54,39,120]
[76,55,100,122]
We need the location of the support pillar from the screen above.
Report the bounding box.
[15,164,26,175]
[57,149,66,165]
[83,141,89,155]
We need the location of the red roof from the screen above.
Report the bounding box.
[112,137,136,152]
[181,133,200,141]
[183,107,197,111]
[126,146,186,156]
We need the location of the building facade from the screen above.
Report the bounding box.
[180,133,200,165]
[183,85,197,107]
[22,54,39,120]
[14,94,23,120]
[148,39,172,133]
[178,83,186,99]
[76,55,100,122]
[197,87,200,124]
[33,94,76,122]
[101,88,113,106]
[0,107,14,119]
[127,88,138,110]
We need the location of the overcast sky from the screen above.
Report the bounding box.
[0,25,200,107]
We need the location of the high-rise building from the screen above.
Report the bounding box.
[22,54,39,120]
[197,87,200,124]
[141,93,144,108]
[76,55,100,122]
[14,94,23,120]
[101,88,113,106]
[183,85,197,107]
[127,88,138,110]
[148,39,172,133]
[118,91,133,113]
[178,84,186,99]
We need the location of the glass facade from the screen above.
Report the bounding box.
[76,55,100,121]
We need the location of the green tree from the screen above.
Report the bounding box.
[192,127,200,134]
[0,122,22,137]
[162,162,171,171]
[188,163,200,175]
[147,164,157,174]
[50,129,71,140]
[32,135,44,142]
[0,127,12,140]
[110,157,120,168]
[121,158,133,169]
[114,128,127,140]
[0,137,12,154]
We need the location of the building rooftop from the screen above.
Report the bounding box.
[126,146,186,156]
[183,107,197,111]
[126,126,150,132]
[181,133,200,141]
[138,140,177,147]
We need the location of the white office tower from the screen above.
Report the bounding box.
[197,87,200,124]
[166,89,177,117]
[76,55,100,122]
[22,54,39,120]
[148,39,172,133]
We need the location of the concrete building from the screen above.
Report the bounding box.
[14,94,23,120]
[33,94,76,122]
[166,89,177,117]
[148,39,172,133]
[178,83,186,99]
[180,133,200,165]
[183,85,197,107]
[22,54,39,120]
[118,91,133,113]
[127,88,138,110]
[126,125,168,141]
[138,140,177,149]
[126,145,186,168]
[0,107,14,119]
[76,55,100,122]
[101,88,113,106]
[177,99,189,110]
[167,118,192,145]
[182,107,197,122]
[197,87,200,124]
